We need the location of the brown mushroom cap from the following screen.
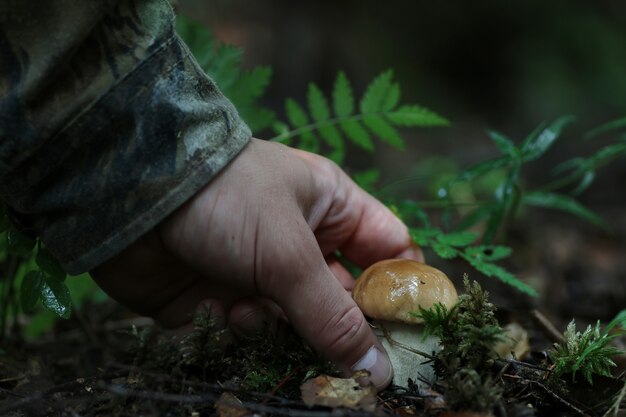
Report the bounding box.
[352,259,458,324]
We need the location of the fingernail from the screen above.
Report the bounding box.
[351,346,393,390]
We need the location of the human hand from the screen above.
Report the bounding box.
[91,138,423,389]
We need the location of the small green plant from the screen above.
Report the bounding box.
[0,213,74,338]
[416,277,505,412]
[550,310,626,385]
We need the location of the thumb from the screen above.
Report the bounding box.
[260,216,393,390]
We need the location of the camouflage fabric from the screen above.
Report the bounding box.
[0,0,251,274]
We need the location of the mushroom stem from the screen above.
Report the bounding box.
[374,320,439,388]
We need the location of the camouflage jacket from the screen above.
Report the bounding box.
[0,0,251,274]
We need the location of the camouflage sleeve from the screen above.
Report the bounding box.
[0,0,252,274]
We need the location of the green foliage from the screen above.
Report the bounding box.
[409,228,536,296]
[271,70,449,164]
[550,311,626,385]
[176,15,275,132]
[446,116,580,242]
[415,277,505,412]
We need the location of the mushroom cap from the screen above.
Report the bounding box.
[352,259,458,324]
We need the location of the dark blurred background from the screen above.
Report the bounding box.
[178,0,626,202]
[177,1,626,320]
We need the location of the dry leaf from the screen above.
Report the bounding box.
[494,322,530,360]
[215,392,249,417]
[300,372,377,411]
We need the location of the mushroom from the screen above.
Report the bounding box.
[352,259,458,387]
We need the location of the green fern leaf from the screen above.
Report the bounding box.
[383,82,401,112]
[340,119,374,151]
[464,245,512,262]
[305,83,343,160]
[333,71,354,118]
[286,99,318,152]
[363,115,404,149]
[286,98,309,128]
[308,83,331,123]
[229,67,272,106]
[432,243,459,259]
[466,259,537,296]
[360,69,395,113]
[204,44,241,90]
[387,105,449,127]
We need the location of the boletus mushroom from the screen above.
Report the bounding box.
[352,259,458,387]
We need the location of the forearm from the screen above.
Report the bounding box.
[0,0,251,274]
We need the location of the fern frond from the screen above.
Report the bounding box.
[285,99,318,153]
[308,84,344,161]
[387,105,449,126]
[270,70,448,163]
[332,71,354,118]
[362,115,404,149]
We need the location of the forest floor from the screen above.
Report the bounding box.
[1,210,625,417]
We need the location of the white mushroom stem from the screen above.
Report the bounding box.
[374,320,440,388]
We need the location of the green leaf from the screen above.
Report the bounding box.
[308,83,331,123]
[483,163,521,244]
[360,69,394,114]
[6,229,36,256]
[333,71,354,118]
[36,247,66,280]
[570,170,595,196]
[486,129,517,157]
[340,119,374,151]
[523,191,607,229]
[307,83,344,161]
[521,116,575,161]
[605,310,626,333]
[382,83,401,112]
[271,121,291,144]
[436,232,478,247]
[21,270,44,312]
[410,228,439,246]
[387,105,449,127]
[362,114,404,149]
[285,98,318,152]
[285,98,309,128]
[585,116,626,139]
[464,245,512,262]
[457,156,509,182]
[41,276,72,319]
[228,66,272,107]
[465,258,537,296]
[432,243,459,259]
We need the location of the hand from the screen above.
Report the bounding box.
[91,138,423,389]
